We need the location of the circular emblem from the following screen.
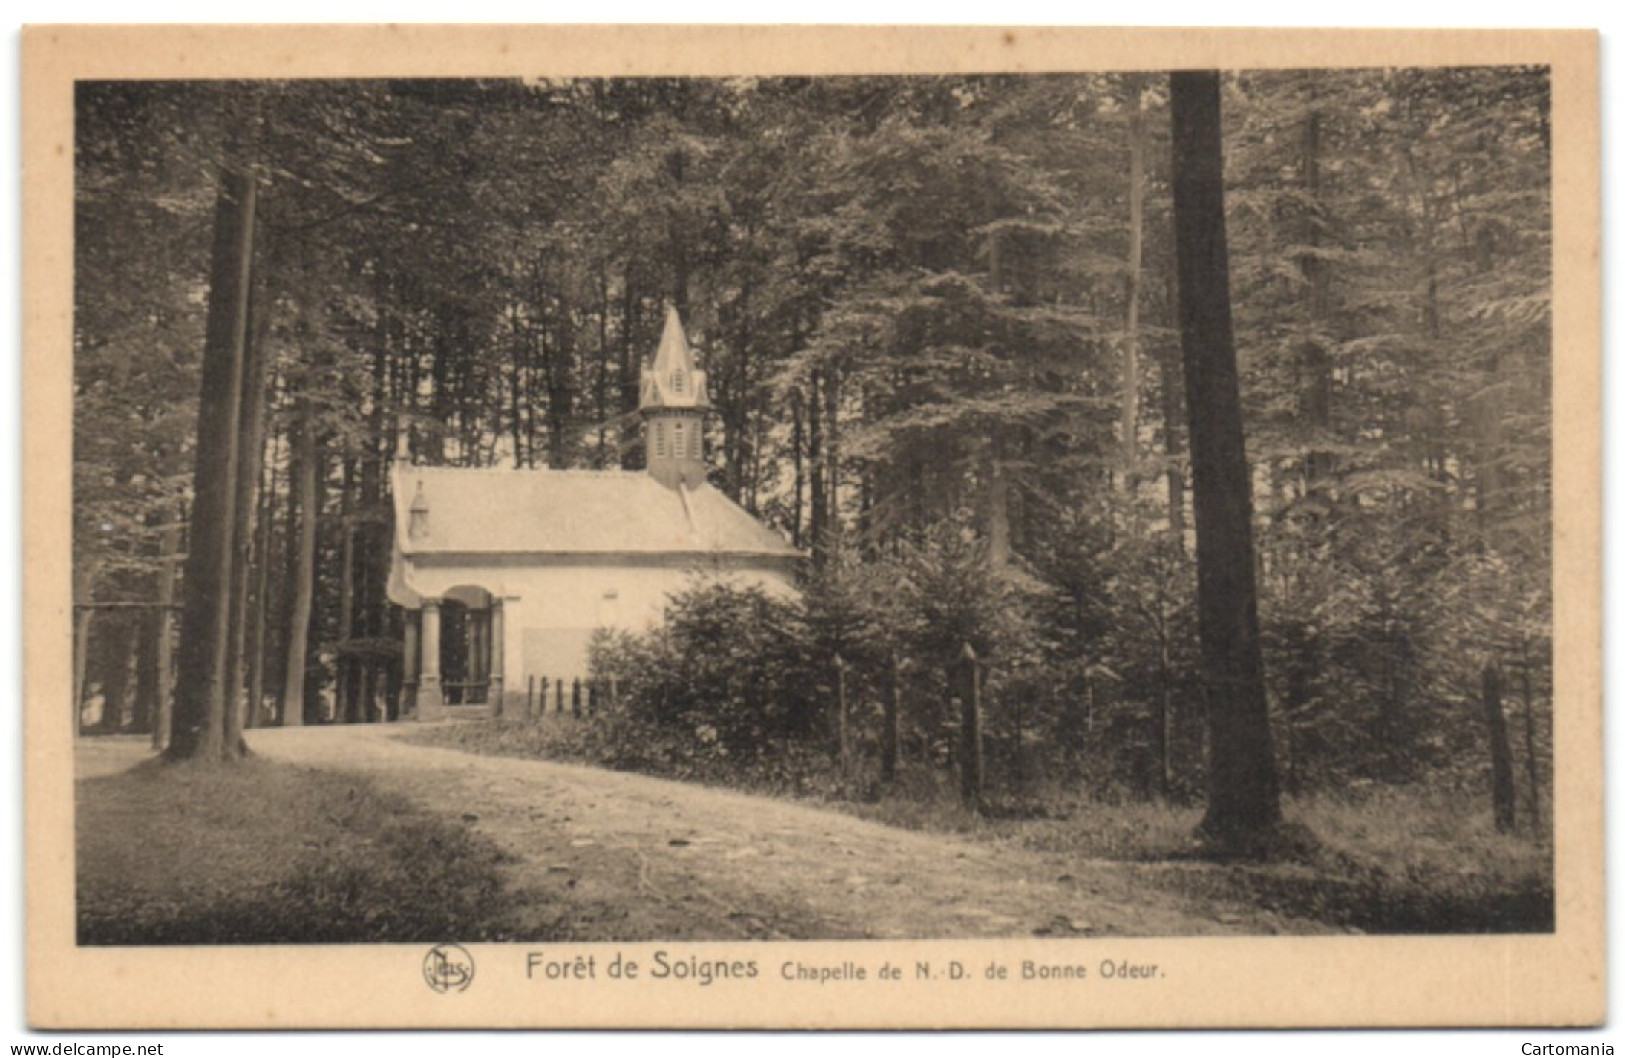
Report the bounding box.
[423,943,475,994]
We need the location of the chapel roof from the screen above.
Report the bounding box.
[391,462,800,560]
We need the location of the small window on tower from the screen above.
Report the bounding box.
[655,423,667,459]
[674,421,686,456]
[672,370,686,395]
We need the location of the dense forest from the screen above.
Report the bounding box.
[74,69,1553,843]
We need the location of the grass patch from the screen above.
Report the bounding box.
[77,755,520,944]
[1265,788,1553,933]
[867,782,1554,934]
[854,780,1553,933]
[411,716,1553,935]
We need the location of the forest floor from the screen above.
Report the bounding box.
[75,725,1337,943]
[414,716,1555,936]
[76,736,520,943]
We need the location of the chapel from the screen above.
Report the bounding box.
[386,305,803,719]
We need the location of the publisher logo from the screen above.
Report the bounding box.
[424,943,475,994]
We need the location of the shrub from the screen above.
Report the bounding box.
[589,579,822,768]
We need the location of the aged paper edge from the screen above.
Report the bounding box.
[22,24,1603,1030]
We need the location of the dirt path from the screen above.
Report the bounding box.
[88,725,1323,941]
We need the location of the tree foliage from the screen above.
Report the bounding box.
[75,70,1553,830]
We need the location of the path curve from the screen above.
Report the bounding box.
[211,724,1311,941]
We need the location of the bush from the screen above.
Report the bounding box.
[590,579,821,766]
[585,518,1060,796]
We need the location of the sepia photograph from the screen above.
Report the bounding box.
[23,24,1602,1030]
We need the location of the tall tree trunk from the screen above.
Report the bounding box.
[1475,353,1506,540]
[508,306,528,469]
[833,656,849,771]
[272,413,301,708]
[958,644,984,810]
[73,564,96,737]
[790,392,805,549]
[92,613,136,734]
[130,515,170,734]
[1152,609,1172,799]
[1298,105,1334,487]
[281,400,320,727]
[1402,143,1451,498]
[1480,661,1517,833]
[620,265,642,469]
[354,300,392,716]
[132,606,159,736]
[546,307,575,471]
[725,258,756,502]
[336,461,357,722]
[169,167,257,763]
[748,388,767,514]
[883,653,901,784]
[359,659,377,723]
[1169,71,1282,848]
[244,450,275,729]
[1520,649,1542,831]
[1120,78,1147,484]
[807,371,826,565]
[1378,599,1413,780]
[823,366,841,557]
[429,333,451,465]
[1159,272,1188,546]
[596,267,612,467]
[222,253,275,756]
[987,438,1010,570]
[152,523,181,749]
[384,613,403,722]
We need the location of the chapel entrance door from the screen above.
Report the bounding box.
[439,586,494,706]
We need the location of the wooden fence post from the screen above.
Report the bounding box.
[571,677,582,718]
[527,675,535,720]
[959,643,983,810]
[555,676,564,714]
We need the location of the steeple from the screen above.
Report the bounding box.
[640,304,710,488]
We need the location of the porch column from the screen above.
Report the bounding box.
[400,609,420,720]
[418,598,446,721]
[488,599,505,712]
[473,610,488,683]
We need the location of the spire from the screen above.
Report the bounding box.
[640,304,709,489]
[640,303,709,411]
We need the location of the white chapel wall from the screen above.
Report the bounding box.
[405,558,798,686]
